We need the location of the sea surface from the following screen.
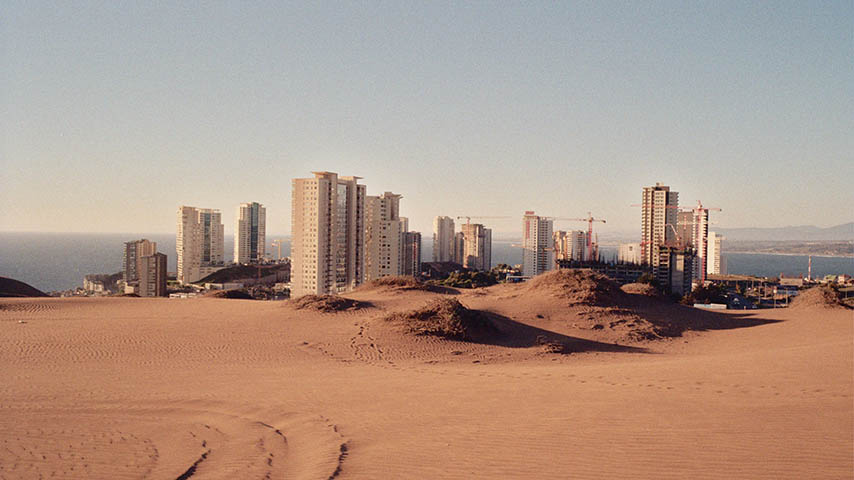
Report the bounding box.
[1,233,852,292]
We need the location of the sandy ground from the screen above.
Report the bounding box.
[1,285,851,479]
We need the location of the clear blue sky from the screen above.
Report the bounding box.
[2,1,852,236]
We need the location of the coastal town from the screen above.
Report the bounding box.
[66,177,852,309]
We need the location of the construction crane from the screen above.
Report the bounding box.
[550,213,606,262]
[455,216,511,225]
[632,200,722,283]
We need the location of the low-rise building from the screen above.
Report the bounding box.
[655,246,695,296]
[779,276,804,287]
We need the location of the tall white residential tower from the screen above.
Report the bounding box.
[291,172,365,298]
[460,223,492,271]
[365,192,404,281]
[176,206,224,284]
[707,232,725,276]
[690,201,710,282]
[522,211,554,277]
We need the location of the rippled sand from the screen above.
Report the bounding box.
[1,287,851,479]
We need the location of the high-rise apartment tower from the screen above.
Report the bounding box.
[432,216,455,262]
[522,211,554,277]
[707,232,725,276]
[291,172,365,297]
[123,239,157,283]
[138,252,167,297]
[234,202,266,264]
[177,206,224,284]
[401,231,422,277]
[365,192,404,281]
[460,223,492,271]
[641,183,679,266]
[691,202,710,282]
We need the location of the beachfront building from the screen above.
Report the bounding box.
[365,192,404,281]
[234,202,266,264]
[138,252,167,297]
[460,223,492,271]
[177,206,225,284]
[641,183,679,267]
[432,216,455,262]
[291,172,365,297]
[123,239,157,283]
[707,232,725,276]
[522,211,554,277]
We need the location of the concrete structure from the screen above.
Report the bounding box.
[691,204,710,281]
[676,211,693,248]
[655,246,695,296]
[707,231,725,276]
[641,183,679,266]
[290,172,365,297]
[554,230,588,262]
[522,211,554,277]
[554,231,570,261]
[432,216,455,262]
[123,239,157,283]
[234,202,266,264]
[205,282,244,290]
[365,192,404,281]
[460,223,492,271]
[618,243,642,265]
[177,206,224,284]
[138,252,167,297]
[452,232,465,265]
[779,276,805,287]
[401,231,422,277]
[569,230,586,261]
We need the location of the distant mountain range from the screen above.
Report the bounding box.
[714,223,854,242]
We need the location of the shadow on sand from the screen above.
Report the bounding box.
[623,296,782,337]
[463,297,782,355]
[468,311,648,355]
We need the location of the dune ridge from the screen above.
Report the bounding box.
[1,278,851,479]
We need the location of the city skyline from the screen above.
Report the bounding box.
[2,2,852,236]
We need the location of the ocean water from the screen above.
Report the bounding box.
[1,233,852,292]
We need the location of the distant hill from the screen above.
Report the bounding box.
[0,277,49,297]
[715,223,854,242]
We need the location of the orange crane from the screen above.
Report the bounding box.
[549,213,606,262]
[455,215,511,225]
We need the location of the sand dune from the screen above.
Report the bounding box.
[1,279,851,479]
